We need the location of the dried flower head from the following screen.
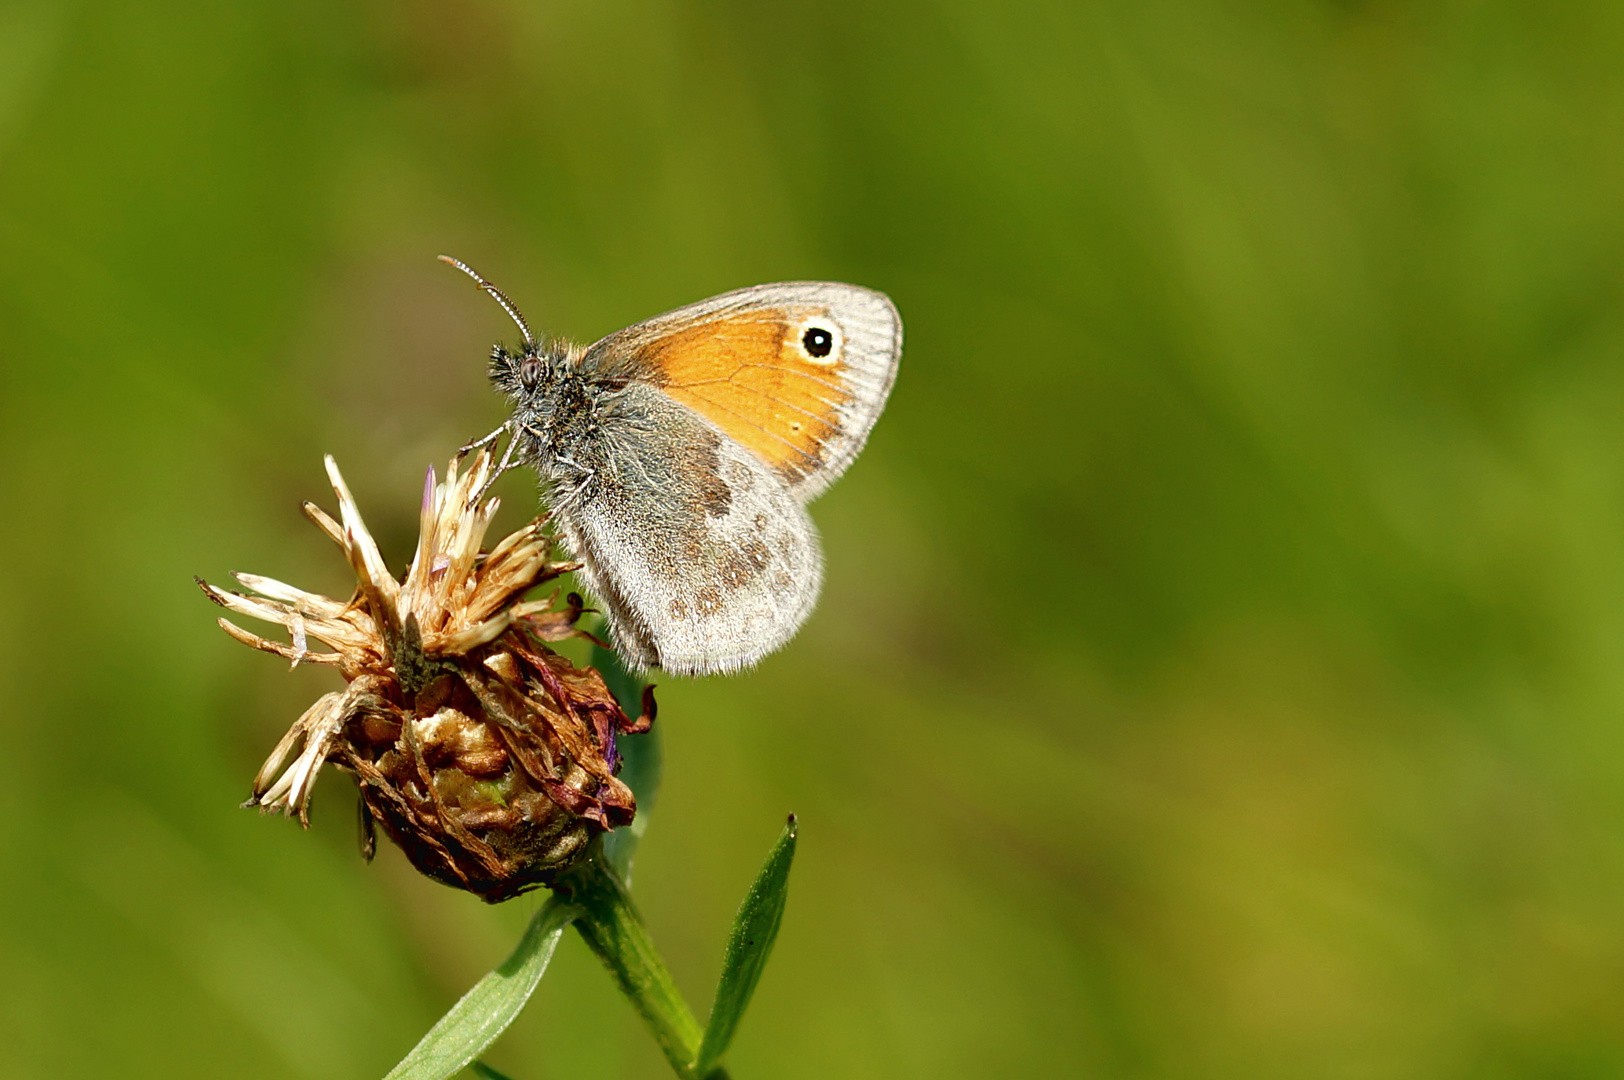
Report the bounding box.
[198,451,648,901]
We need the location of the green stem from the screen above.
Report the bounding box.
[555,849,729,1080]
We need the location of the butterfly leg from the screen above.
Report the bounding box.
[550,452,597,493]
[458,421,510,457]
[491,429,525,481]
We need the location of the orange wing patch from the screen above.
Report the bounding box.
[639,308,854,483]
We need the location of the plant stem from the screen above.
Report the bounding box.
[556,850,729,1080]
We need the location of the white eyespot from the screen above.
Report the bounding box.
[793,318,843,366]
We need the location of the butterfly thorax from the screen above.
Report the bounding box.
[489,341,628,501]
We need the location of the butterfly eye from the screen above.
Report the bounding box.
[801,325,835,359]
[519,356,543,387]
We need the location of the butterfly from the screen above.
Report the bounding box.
[441,256,903,676]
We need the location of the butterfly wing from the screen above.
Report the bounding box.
[580,282,902,501]
[554,382,823,676]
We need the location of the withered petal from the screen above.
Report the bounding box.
[209,450,639,900]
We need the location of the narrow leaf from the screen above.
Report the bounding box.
[693,815,799,1077]
[593,638,663,884]
[383,897,579,1080]
[468,1063,518,1080]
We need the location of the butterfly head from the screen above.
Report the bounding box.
[487,338,575,402]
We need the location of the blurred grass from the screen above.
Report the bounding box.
[5,0,1624,1076]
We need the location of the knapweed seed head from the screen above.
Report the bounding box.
[198,451,648,901]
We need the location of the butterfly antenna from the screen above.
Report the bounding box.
[438,254,538,349]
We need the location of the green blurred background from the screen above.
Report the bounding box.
[5,0,1624,1076]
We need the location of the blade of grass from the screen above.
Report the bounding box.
[469,1063,518,1080]
[692,815,798,1078]
[383,896,579,1080]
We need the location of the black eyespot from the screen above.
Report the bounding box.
[802,326,834,358]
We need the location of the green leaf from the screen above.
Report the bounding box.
[693,815,799,1077]
[383,897,579,1080]
[602,720,661,884]
[592,638,663,885]
[468,1063,518,1080]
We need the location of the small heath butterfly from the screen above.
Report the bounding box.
[440,256,903,676]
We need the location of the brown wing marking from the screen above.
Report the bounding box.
[637,308,856,483]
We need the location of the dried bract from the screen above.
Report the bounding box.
[199,452,647,901]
